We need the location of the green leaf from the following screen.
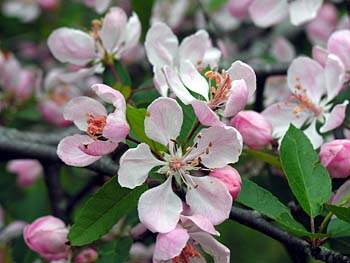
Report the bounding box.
[326,204,350,223]
[328,218,350,238]
[68,177,147,246]
[114,60,132,87]
[131,0,154,40]
[126,105,166,153]
[280,125,331,217]
[177,100,198,145]
[114,83,131,100]
[207,0,227,11]
[97,237,133,263]
[236,178,309,237]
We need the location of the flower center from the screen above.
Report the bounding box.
[50,88,70,106]
[86,114,107,140]
[172,243,202,263]
[205,70,231,109]
[170,158,186,172]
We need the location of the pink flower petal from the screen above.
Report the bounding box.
[121,12,141,56]
[100,7,127,54]
[78,140,117,156]
[154,225,189,260]
[7,159,42,188]
[153,67,169,97]
[287,57,325,105]
[190,231,230,263]
[178,30,209,66]
[145,22,178,68]
[102,111,130,142]
[191,100,223,127]
[118,143,166,188]
[270,37,295,63]
[226,60,256,99]
[330,179,350,205]
[320,101,349,133]
[304,120,323,149]
[249,0,288,27]
[57,135,101,167]
[63,96,107,131]
[91,84,126,111]
[47,28,97,66]
[312,46,329,67]
[144,97,183,146]
[185,126,242,168]
[325,55,345,102]
[179,60,209,102]
[180,214,219,236]
[138,176,183,233]
[289,0,322,26]
[223,79,249,118]
[186,176,232,225]
[327,29,350,70]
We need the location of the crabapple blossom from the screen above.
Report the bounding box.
[57,84,129,167]
[153,211,230,263]
[83,0,111,14]
[263,76,291,106]
[74,248,98,263]
[270,37,296,63]
[262,56,348,148]
[23,216,69,261]
[330,179,350,207]
[231,111,273,150]
[48,7,141,76]
[6,159,42,188]
[319,140,350,179]
[145,22,221,97]
[209,166,242,200]
[118,97,242,233]
[248,0,323,27]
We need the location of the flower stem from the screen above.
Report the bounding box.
[126,135,141,145]
[108,63,121,84]
[318,212,333,234]
[243,148,282,168]
[131,84,155,94]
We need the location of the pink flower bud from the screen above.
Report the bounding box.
[228,0,253,19]
[319,140,350,178]
[7,160,42,188]
[209,166,242,200]
[23,216,69,261]
[231,110,272,150]
[74,248,98,263]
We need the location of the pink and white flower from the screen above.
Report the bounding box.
[270,37,296,63]
[248,0,323,27]
[153,211,230,263]
[83,0,111,14]
[7,159,42,188]
[48,7,140,76]
[262,56,348,148]
[57,84,129,167]
[145,22,221,97]
[118,97,242,233]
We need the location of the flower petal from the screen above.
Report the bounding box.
[249,0,288,27]
[154,225,189,260]
[118,143,166,189]
[226,60,256,99]
[289,0,322,26]
[190,231,230,263]
[145,22,178,68]
[102,111,130,142]
[185,126,242,168]
[63,96,107,131]
[100,7,127,54]
[153,67,169,97]
[186,176,232,225]
[320,101,349,133]
[179,30,210,66]
[179,60,209,101]
[223,79,249,118]
[304,120,323,149]
[287,57,325,105]
[138,176,183,233]
[324,55,345,102]
[162,66,196,105]
[180,214,219,236]
[312,46,329,67]
[191,100,223,127]
[144,97,183,146]
[57,135,101,167]
[78,140,117,156]
[47,28,97,66]
[120,12,141,56]
[327,30,350,70]
[91,84,126,111]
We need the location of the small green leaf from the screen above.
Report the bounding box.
[114,61,132,87]
[326,204,350,223]
[131,0,154,40]
[97,237,133,262]
[114,83,131,100]
[236,178,309,237]
[280,125,332,217]
[328,218,350,238]
[177,100,198,145]
[68,177,147,246]
[207,0,227,11]
[126,105,166,153]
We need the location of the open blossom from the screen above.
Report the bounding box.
[118,97,242,233]
[48,7,140,76]
[7,159,42,188]
[248,0,323,27]
[57,84,129,167]
[262,56,348,148]
[24,216,69,261]
[153,210,230,263]
[145,22,221,97]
